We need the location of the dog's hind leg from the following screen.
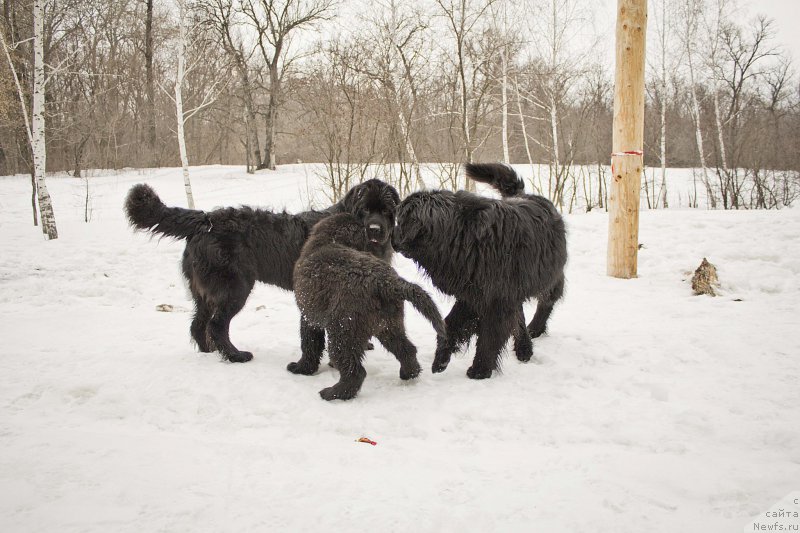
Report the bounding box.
[468,306,516,379]
[186,266,213,352]
[377,318,421,381]
[432,300,479,373]
[190,298,214,353]
[207,280,254,363]
[513,306,533,362]
[319,331,367,401]
[287,317,325,375]
[528,275,565,338]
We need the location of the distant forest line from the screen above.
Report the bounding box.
[2,0,798,210]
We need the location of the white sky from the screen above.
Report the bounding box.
[596,0,800,63]
[741,0,800,61]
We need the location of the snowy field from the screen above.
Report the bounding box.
[1,164,799,532]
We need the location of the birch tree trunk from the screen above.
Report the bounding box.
[261,64,280,170]
[459,48,475,191]
[547,0,561,207]
[514,75,537,192]
[393,99,423,190]
[549,94,560,205]
[500,49,510,164]
[712,81,729,207]
[386,0,424,191]
[497,0,510,165]
[658,0,668,208]
[145,0,156,165]
[689,93,708,207]
[659,76,667,208]
[239,64,261,172]
[455,25,475,191]
[686,50,709,208]
[175,0,195,209]
[32,0,57,239]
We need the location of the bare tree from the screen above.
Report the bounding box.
[198,0,263,172]
[513,73,537,187]
[355,0,428,193]
[296,41,382,201]
[706,6,778,208]
[433,0,499,190]
[241,0,336,170]
[648,0,679,208]
[168,0,230,207]
[490,0,517,164]
[144,0,157,165]
[1,0,797,216]
[678,0,711,207]
[520,0,593,209]
[33,0,57,238]
[1,0,57,238]
[579,63,612,211]
[174,0,195,207]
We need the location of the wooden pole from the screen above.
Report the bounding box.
[607,0,647,278]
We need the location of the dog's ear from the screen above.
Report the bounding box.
[382,185,400,210]
[457,192,489,215]
[456,192,493,239]
[394,205,422,247]
[341,186,363,212]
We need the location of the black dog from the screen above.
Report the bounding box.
[291,213,446,401]
[124,179,399,363]
[393,163,567,379]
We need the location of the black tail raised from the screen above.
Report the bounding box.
[465,162,525,198]
[124,184,207,240]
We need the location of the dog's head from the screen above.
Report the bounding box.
[307,212,368,251]
[393,190,455,257]
[342,179,400,256]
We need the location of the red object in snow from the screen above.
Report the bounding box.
[356,437,377,446]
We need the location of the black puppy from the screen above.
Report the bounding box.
[125,179,399,363]
[393,163,567,379]
[291,213,446,401]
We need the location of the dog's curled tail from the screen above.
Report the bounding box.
[464,162,525,198]
[125,184,208,240]
[399,280,447,341]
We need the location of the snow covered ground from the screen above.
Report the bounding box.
[1,165,799,532]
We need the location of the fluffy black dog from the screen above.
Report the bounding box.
[393,163,567,379]
[291,213,446,401]
[124,179,399,363]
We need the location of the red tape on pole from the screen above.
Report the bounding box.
[610,150,644,177]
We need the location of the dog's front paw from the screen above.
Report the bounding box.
[399,361,421,380]
[319,385,357,401]
[431,360,449,373]
[431,350,451,373]
[515,345,533,362]
[287,361,317,375]
[226,351,253,363]
[466,366,493,380]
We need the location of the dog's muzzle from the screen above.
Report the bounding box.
[367,223,385,243]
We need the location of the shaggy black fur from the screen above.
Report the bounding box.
[393,163,567,379]
[124,179,399,363]
[291,213,446,401]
